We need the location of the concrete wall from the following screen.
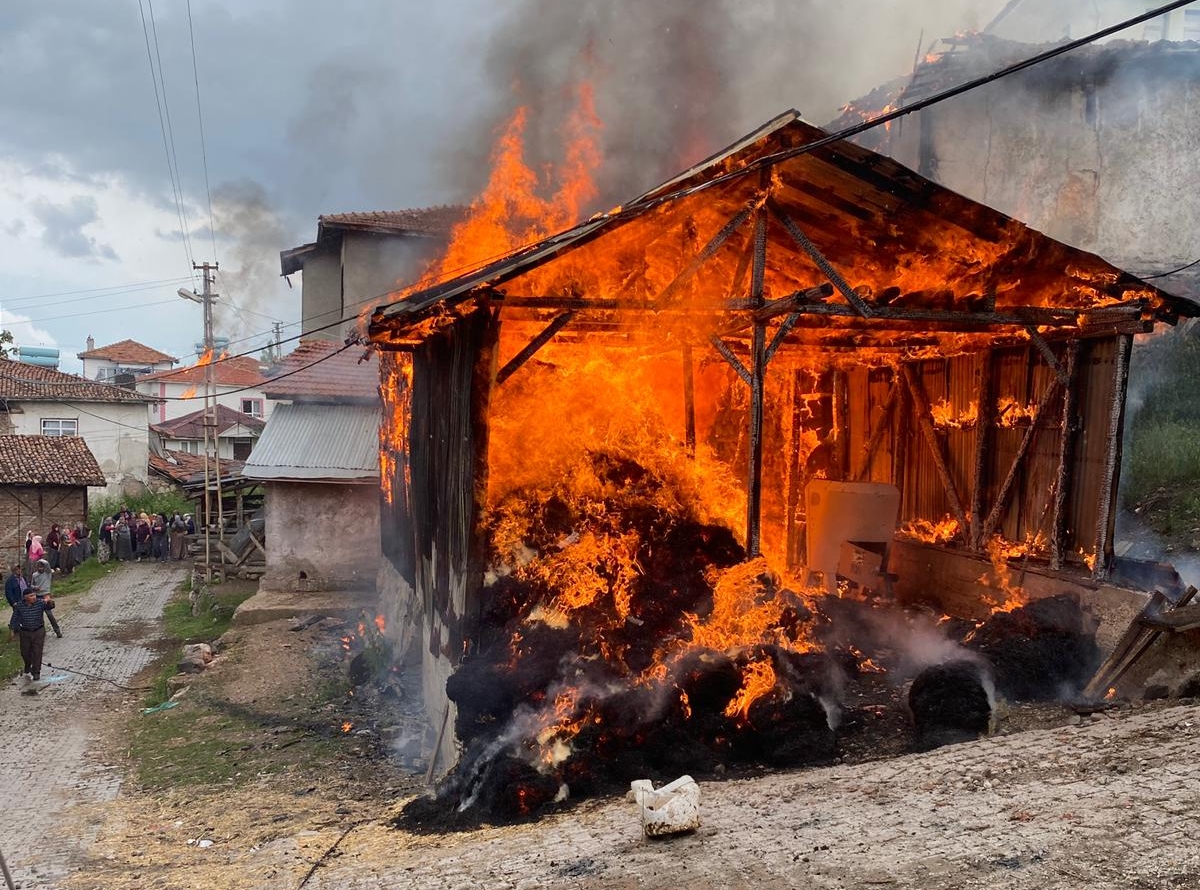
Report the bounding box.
[259,480,380,591]
[11,402,149,499]
[299,245,343,342]
[887,44,1200,272]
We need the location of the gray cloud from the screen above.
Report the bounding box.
[29,195,118,261]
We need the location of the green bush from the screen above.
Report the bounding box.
[1124,420,1200,505]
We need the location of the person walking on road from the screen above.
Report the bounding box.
[29,560,61,639]
[11,585,55,680]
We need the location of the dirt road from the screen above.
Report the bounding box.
[0,562,187,889]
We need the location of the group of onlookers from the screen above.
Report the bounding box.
[98,506,194,563]
[24,522,92,578]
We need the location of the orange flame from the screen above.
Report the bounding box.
[341,721,353,733]
[723,659,777,723]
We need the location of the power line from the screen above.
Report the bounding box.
[138,0,194,276]
[1142,257,1200,280]
[12,299,178,326]
[0,276,194,305]
[186,0,218,263]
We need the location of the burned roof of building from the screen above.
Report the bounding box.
[138,355,267,388]
[281,206,467,276]
[370,110,1193,358]
[151,404,266,440]
[0,435,105,486]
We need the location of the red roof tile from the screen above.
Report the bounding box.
[151,404,266,439]
[138,355,267,387]
[262,341,379,402]
[0,435,105,486]
[0,358,155,403]
[76,339,177,364]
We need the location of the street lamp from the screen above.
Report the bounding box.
[178,288,202,303]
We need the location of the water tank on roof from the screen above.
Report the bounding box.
[15,346,60,368]
[196,337,230,356]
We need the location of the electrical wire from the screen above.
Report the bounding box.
[42,661,152,692]
[186,0,218,264]
[0,276,194,306]
[1141,257,1200,280]
[137,0,194,277]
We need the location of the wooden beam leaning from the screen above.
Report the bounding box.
[495,311,576,385]
[1094,334,1133,581]
[682,342,696,456]
[656,195,761,306]
[1050,341,1081,570]
[969,350,994,551]
[852,377,898,482]
[980,372,1063,542]
[767,198,874,318]
[900,364,969,535]
[1023,324,1069,384]
[709,335,752,385]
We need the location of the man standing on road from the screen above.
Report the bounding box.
[29,560,61,639]
[11,586,55,681]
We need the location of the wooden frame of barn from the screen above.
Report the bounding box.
[367,111,1197,756]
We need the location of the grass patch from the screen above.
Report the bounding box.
[50,558,117,598]
[161,582,254,644]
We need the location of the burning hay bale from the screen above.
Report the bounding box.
[907,659,994,751]
[964,594,1100,702]
[398,452,845,828]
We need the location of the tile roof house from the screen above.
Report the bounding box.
[0,434,105,564]
[0,357,156,497]
[279,205,464,344]
[135,354,272,427]
[242,340,382,593]
[151,403,266,462]
[77,337,177,382]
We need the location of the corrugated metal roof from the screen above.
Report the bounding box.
[242,403,379,482]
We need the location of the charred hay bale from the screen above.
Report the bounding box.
[729,648,839,767]
[908,659,993,751]
[965,594,1100,701]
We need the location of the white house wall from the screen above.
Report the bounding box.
[138,381,272,425]
[12,402,150,498]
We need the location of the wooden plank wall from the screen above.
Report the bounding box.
[775,336,1123,571]
[380,310,493,662]
[0,486,87,567]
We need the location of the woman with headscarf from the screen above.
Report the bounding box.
[59,526,78,576]
[114,517,133,562]
[135,513,153,561]
[45,524,60,571]
[27,534,44,575]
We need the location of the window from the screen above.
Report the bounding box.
[1185,9,1200,41]
[41,418,78,436]
[241,398,263,418]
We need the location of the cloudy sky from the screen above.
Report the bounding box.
[0,0,1126,374]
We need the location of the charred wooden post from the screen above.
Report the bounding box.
[682,343,696,457]
[1094,334,1133,580]
[745,203,769,558]
[832,369,850,480]
[786,369,808,566]
[1050,342,1081,570]
[495,311,575,385]
[980,373,1063,542]
[900,364,968,535]
[968,351,994,550]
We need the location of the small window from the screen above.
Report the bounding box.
[41,418,78,437]
[240,398,263,418]
[1184,9,1200,41]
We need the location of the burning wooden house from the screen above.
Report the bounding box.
[366,110,1196,819]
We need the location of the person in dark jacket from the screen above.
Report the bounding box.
[11,585,55,680]
[6,563,26,636]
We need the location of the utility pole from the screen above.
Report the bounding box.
[184,262,222,580]
[272,321,283,364]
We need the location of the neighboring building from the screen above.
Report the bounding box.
[135,354,270,426]
[280,207,463,342]
[150,404,266,461]
[242,340,381,591]
[77,337,177,382]
[0,434,105,563]
[983,1,1200,43]
[829,27,1200,298]
[0,356,157,498]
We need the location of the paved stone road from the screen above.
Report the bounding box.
[0,562,187,889]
